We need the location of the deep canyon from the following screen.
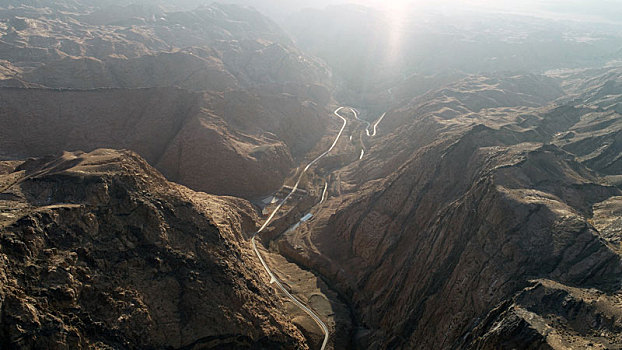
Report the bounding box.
[0,1,621,349]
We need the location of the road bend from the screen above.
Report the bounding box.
[251,107,348,350]
[371,112,386,137]
[352,107,371,136]
[352,109,386,158]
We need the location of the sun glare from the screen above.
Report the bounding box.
[379,0,412,68]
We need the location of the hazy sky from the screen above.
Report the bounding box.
[310,0,622,23]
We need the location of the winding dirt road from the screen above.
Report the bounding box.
[351,109,387,159]
[250,106,387,349]
[251,107,348,350]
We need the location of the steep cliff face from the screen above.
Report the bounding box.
[0,149,309,349]
[0,87,328,198]
[279,70,622,349]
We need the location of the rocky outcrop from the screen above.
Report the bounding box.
[0,149,309,349]
[464,279,622,349]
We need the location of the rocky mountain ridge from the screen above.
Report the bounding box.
[0,2,331,91]
[277,68,622,349]
[0,149,309,349]
[0,2,334,199]
[0,86,329,198]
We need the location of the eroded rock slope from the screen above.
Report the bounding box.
[0,2,333,199]
[0,149,310,349]
[0,86,328,198]
[280,70,622,349]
